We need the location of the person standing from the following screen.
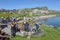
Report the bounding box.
[23,21,31,40]
[23,21,30,33]
[0,27,10,40]
[11,21,17,38]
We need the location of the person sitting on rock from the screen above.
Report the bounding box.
[0,27,10,40]
[34,23,40,32]
[22,21,31,40]
[2,18,7,24]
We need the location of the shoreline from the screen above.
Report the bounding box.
[32,15,56,20]
[18,15,56,23]
[44,24,60,29]
[40,15,56,18]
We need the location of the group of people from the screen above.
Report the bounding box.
[0,17,18,40]
[0,17,11,40]
[20,21,40,40]
[22,21,40,32]
[0,17,40,40]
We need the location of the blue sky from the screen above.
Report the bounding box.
[0,0,60,10]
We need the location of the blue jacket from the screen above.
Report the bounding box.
[24,22,29,29]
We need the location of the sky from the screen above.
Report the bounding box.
[0,0,60,10]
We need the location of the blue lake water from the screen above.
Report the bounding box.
[45,17,60,27]
[36,14,60,27]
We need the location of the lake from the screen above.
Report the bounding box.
[36,14,60,27]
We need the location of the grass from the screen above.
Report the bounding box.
[11,25,60,40]
[0,12,44,18]
[0,12,14,17]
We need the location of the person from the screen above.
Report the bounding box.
[23,21,30,33]
[7,16,11,22]
[13,19,19,32]
[30,23,36,32]
[1,18,7,29]
[34,23,40,32]
[0,27,10,40]
[22,21,30,35]
[11,21,17,38]
[2,18,7,24]
[22,21,31,40]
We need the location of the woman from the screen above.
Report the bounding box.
[11,21,17,38]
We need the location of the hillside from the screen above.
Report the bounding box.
[0,6,60,18]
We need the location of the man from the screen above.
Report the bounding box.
[11,21,17,38]
[2,18,7,24]
[0,27,10,40]
[23,21,31,40]
[23,21,30,33]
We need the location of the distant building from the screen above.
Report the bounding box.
[32,9,39,15]
[39,10,50,14]
[32,9,39,14]
[32,9,50,15]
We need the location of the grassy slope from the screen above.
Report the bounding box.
[0,12,44,18]
[11,25,60,40]
[0,12,13,17]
